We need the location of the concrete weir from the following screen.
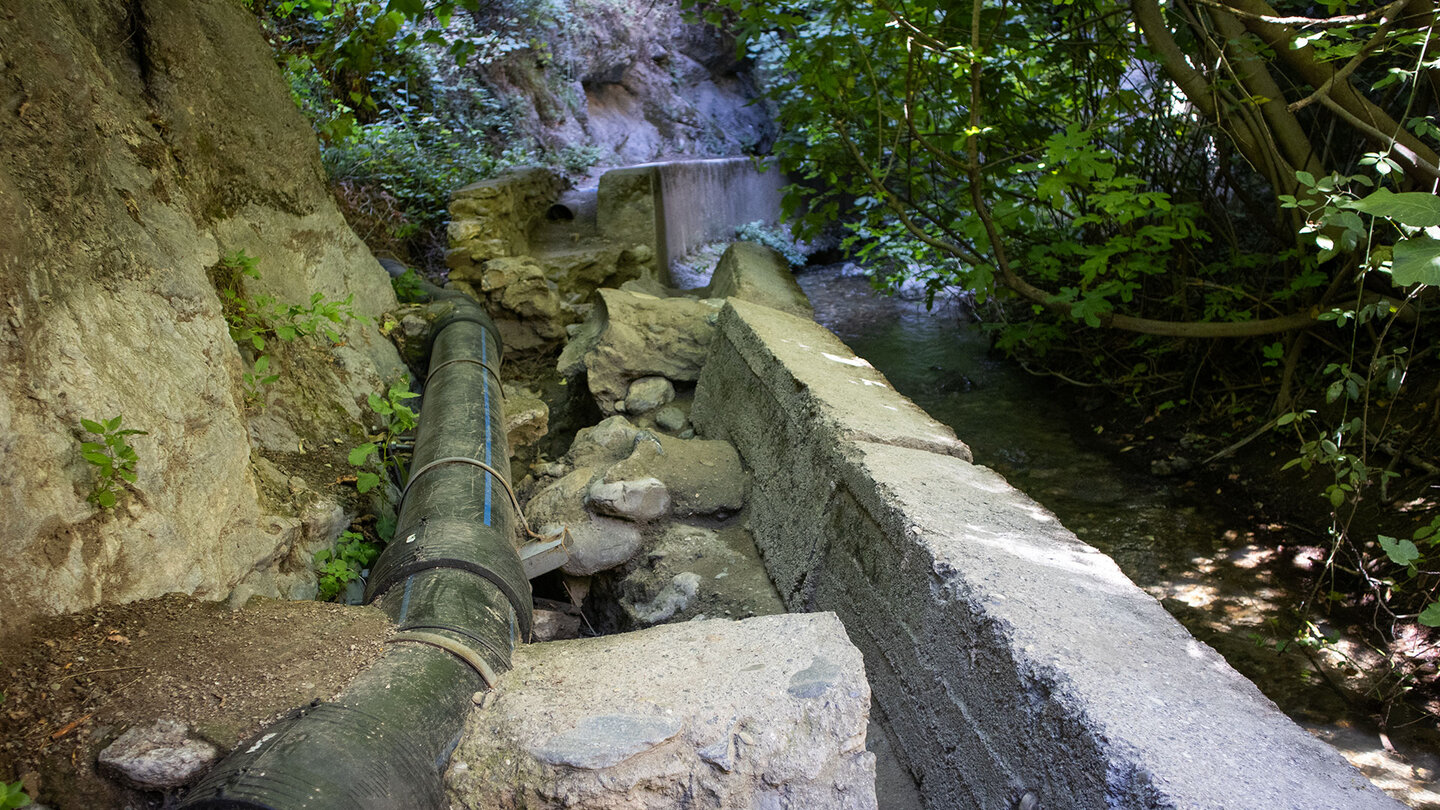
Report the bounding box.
[691,299,1401,809]
[598,157,785,281]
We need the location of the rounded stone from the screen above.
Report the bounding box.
[625,376,675,415]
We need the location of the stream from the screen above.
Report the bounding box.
[795,263,1440,808]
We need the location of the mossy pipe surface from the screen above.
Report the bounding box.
[180,274,526,809]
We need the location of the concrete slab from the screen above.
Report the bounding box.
[697,299,971,462]
[445,613,876,810]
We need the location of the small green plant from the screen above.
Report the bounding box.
[390,267,425,303]
[0,780,31,810]
[80,416,147,510]
[735,220,807,268]
[241,354,280,408]
[217,252,365,407]
[313,530,382,602]
[348,378,420,493]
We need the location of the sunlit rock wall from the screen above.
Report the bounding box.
[0,0,404,639]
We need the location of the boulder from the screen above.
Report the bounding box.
[586,477,671,522]
[446,613,876,810]
[556,289,724,413]
[617,523,785,628]
[503,384,549,452]
[707,241,814,318]
[532,608,584,643]
[97,719,219,791]
[526,467,647,576]
[563,416,642,470]
[623,376,675,414]
[654,405,688,433]
[604,433,748,517]
[449,256,577,355]
[525,467,597,528]
[626,571,702,624]
[552,514,645,577]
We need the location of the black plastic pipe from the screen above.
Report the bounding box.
[180,265,529,809]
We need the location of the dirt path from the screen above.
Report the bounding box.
[0,594,393,808]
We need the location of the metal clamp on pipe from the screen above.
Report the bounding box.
[366,517,534,642]
[389,631,500,688]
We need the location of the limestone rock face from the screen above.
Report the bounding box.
[446,171,655,356]
[446,168,568,265]
[556,289,724,412]
[0,0,403,637]
[707,241,815,318]
[467,0,776,166]
[445,614,877,810]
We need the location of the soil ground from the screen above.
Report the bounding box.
[0,594,393,809]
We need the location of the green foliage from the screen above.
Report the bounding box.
[735,220,806,268]
[0,781,31,810]
[391,267,425,302]
[242,354,282,407]
[321,114,534,235]
[314,529,382,601]
[255,0,576,265]
[349,377,419,493]
[80,416,147,511]
[705,0,1440,719]
[216,252,364,407]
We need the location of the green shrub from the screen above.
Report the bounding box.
[349,377,420,493]
[1,780,31,810]
[314,530,382,602]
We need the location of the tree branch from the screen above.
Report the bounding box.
[1224,0,1440,183]
[1190,0,1408,28]
[1288,1,1408,112]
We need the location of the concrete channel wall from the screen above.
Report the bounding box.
[691,299,1401,810]
[597,158,784,282]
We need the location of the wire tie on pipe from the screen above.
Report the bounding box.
[402,457,524,525]
[402,456,553,542]
[426,356,506,397]
[399,624,510,664]
[388,631,499,688]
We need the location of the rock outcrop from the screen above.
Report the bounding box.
[0,0,404,637]
[556,289,723,412]
[464,0,777,166]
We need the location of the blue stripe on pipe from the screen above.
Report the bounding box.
[399,574,415,623]
[482,334,493,526]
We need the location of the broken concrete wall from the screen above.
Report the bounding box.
[597,158,784,282]
[691,299,1401,809]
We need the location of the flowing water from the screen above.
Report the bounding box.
[796,263,1440,807]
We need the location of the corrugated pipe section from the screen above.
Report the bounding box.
[179,263,530,809]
